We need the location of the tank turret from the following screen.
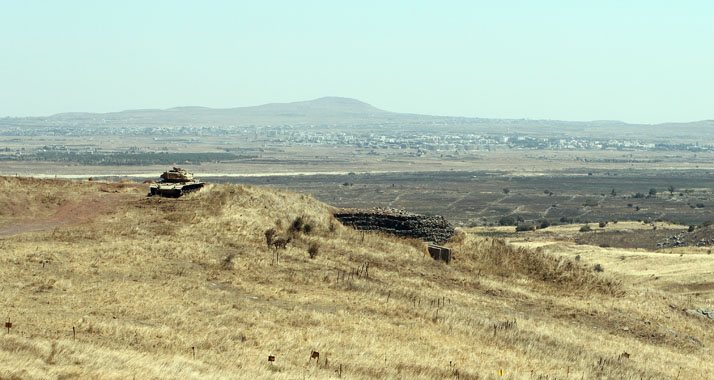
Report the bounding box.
[149,167,204,197]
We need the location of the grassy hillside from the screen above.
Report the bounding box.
[0,176,712,379]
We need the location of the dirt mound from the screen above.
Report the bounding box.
[0,176,145,238]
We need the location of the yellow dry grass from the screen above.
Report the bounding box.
[1,177,713,379]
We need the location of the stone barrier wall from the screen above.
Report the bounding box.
[333,208,455,244]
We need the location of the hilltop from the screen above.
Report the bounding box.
[45,97,400,126]
[0,177,713,379]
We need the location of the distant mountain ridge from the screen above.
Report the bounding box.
[48,97,398,125]
[4,97,713,138]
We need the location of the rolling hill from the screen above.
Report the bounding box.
[0,176,712,379]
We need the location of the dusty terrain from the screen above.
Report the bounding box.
[1,177,713,379]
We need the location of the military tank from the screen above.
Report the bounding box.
[149,167,204,197]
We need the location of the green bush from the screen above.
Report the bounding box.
[499,216,516,226]
[515,224,536,232]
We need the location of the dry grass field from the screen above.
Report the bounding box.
[1,176,713,379]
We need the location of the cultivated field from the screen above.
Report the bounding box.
[232,168,714,227]
[1,177,713,379]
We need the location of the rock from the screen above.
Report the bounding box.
[686,308,714,321]
[688,336,705,347]
[333,208,456,244]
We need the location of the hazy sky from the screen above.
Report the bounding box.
[1,1,712,123]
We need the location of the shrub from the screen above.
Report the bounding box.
[688,225,696,232]
[633,193,645,199]
[221,253,235,270]
[503,188,510,194]
[308,243,319,259]
[649,188,657,196]
[702,220,713,228]
[580,224,592,232]
[696,203,705,208]
[290,216,304,232]
[264,228,277,248]
[539,220,551,229]
[599,221,607,228]
[583,199,599,207]
[593,264,604,272]
[515,224,535,232]
[499,216,516,226]
[303,223,313,234]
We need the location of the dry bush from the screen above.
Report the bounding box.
[453,235,622,295]
[308,242,319,259]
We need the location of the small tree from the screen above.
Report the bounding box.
[668,185,675,194]
[649,188,657,196]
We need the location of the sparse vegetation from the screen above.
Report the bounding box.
[580,224,592,232]
[583,199,599,207]
[0,177,712,380]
